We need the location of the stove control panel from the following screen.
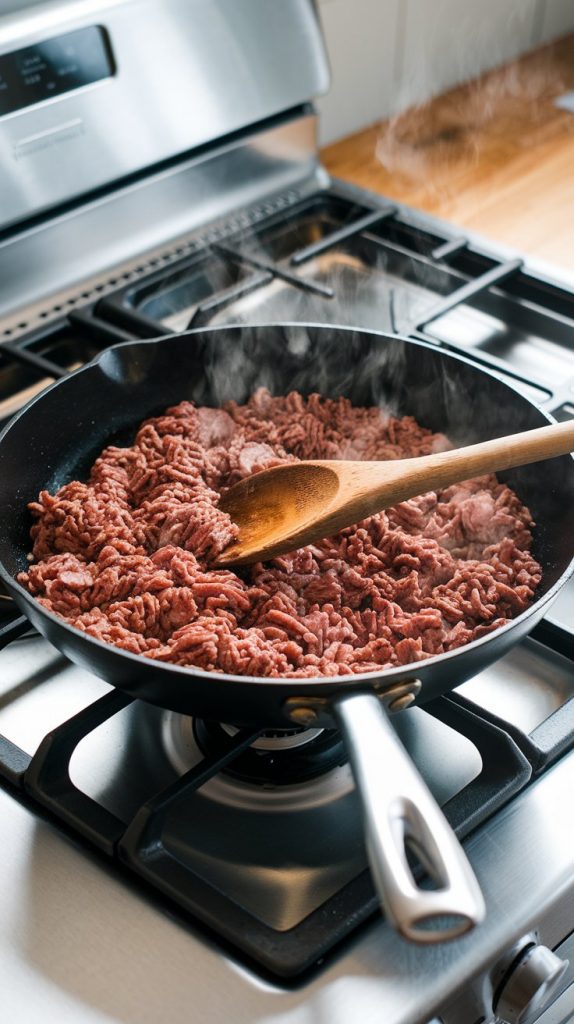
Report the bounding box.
[493,940,569,1024]
[0,26,114,117]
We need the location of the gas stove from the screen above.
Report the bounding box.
[2,2,574,1023]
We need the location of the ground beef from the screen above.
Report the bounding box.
[18,390,541,677]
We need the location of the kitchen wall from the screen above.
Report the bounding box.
[317,0,574,144]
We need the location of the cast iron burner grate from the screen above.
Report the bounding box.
[3,186,574,427]
[1,606,574,979]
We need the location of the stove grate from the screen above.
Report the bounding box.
[212,242,335,298]
[4,187,574,422]
[0,603,543,981]
[0,612,30,649]
[289,206,396,265]
[430,236,468,262]
[415,258,524,331]
[451,618,574,774]
[1,343,67,380]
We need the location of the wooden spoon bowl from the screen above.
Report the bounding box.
[216,419,574,567]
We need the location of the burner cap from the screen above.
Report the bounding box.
[193,718,347,786]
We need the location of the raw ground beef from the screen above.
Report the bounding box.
[18,389,541,677]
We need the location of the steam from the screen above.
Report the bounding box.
[132,179,467,347]
[129,199,503,442]
[121,65,564,446]
[376,47,565,202]
[190,319,545,467]
[199,237,450,339]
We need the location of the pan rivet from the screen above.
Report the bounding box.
[290,707,319,726]
[389,693,416,713]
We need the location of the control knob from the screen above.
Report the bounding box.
[493,942,569,1024]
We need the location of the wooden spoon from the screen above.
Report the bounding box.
[215,419,574,567]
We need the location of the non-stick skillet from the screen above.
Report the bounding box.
[1,324,573,944]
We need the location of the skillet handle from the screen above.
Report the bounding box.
[333,692,486,943]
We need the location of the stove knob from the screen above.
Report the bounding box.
[494,944,569,1024]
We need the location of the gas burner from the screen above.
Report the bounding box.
[195,718,347,786]
[221,721,324,749]
[160,709,349,790]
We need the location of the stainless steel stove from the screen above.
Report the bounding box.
[2,2,574,1022]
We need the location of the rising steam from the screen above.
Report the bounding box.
[376,47,566,203]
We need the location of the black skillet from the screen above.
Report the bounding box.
[1,324,573,943]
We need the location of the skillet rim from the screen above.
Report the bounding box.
[1,322,573,694]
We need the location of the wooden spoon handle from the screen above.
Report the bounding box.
[385,418,574,499]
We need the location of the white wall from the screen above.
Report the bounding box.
[317,0,574,145]
[538,0,574,42]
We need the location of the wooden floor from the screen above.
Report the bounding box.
[321,35,574,272]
